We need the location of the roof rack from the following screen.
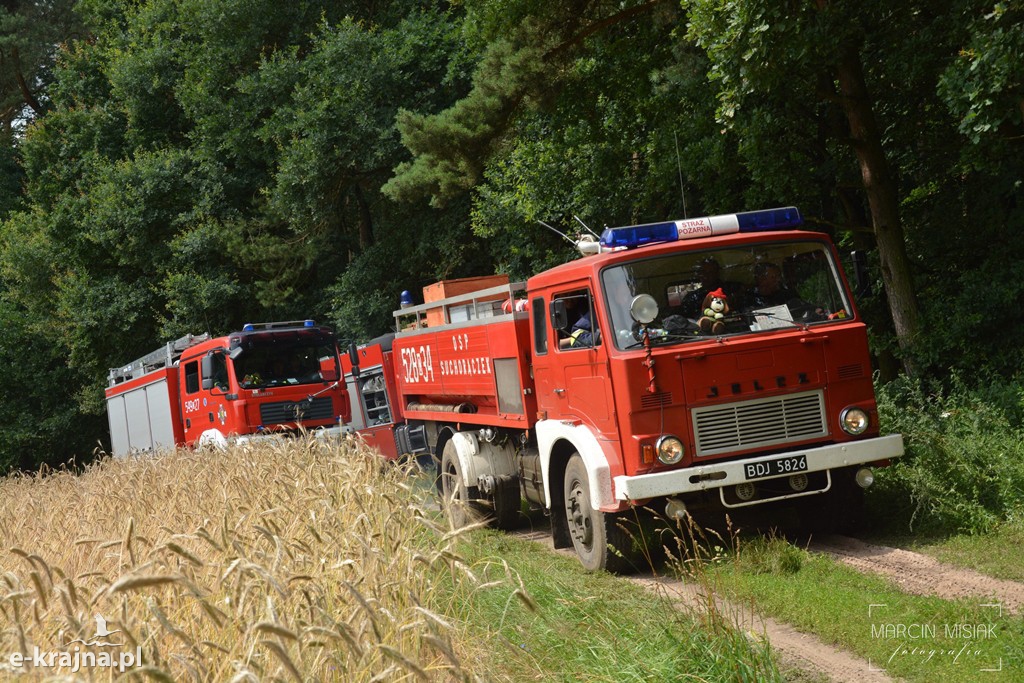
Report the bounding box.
[108,333,210,386]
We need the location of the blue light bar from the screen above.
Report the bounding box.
[599,207,804,250]
[599,221,679,249]
[304,319,316,327]
[243,323,255,332]
[735,206,803,231]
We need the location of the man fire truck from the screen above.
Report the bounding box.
[343,208,904,572]
[106,320,349,456]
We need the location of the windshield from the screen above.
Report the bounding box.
[601,240,852,350]
[233,343,338,389]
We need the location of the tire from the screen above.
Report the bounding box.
[491,476,522,531]
[440,441,485,528]
[563,454,634,573]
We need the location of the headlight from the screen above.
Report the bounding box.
[840,407,869,435]
[656,435,684,465]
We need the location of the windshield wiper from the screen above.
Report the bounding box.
[623,329,701,349]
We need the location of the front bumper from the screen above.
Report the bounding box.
[613,434,904,501]
[233,423,350,447]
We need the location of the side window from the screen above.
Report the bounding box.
[532,296,548,355]
[554,289,600,351]
[184,361,199,394]
[210,353,229,391]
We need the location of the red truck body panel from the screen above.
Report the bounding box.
[392,316,536,428]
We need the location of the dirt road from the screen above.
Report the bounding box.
[810,534,1024,615]
[514,523,1024,681]
[514,527,894,683]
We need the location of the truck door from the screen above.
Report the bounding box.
[180,358,204,445]
[180,351,231,446]
[536,287,616,435]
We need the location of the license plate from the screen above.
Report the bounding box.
[744,454,808,480]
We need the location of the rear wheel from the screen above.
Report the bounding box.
[491,476,522,531]
[440,441,485,528]
[563,454,634,573]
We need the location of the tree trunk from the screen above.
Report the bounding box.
[353,183,374,250]
[834,47,921,376]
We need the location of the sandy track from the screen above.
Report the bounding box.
[810,534,1024,615]
[514,528,892,683]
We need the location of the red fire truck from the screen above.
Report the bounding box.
[343,208,904,571]
[106,320,350,456]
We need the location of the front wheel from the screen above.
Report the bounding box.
[563,455,634,573]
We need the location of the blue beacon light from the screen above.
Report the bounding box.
[399,290,414,309]
[599,207,803,249]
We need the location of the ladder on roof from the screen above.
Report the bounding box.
[107,333,210,386]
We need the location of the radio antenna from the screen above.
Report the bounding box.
[537,220,576,245]
[674,131,688,218]
[538,220,601,256]
[573,215,600,238]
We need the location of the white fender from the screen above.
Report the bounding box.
[535,420,614,510]
[449,431,517,489]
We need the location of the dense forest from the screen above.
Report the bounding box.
[0,0,1021,485]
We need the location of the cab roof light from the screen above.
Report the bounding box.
[240,320,319,333]
[599,206,803,249]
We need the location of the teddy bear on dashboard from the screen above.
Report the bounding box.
[698,288,730,335]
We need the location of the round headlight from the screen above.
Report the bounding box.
[840,407,870,435]
[629,294,659,324]
[656,435,684,465]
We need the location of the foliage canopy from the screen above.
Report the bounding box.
[0,0,1021,469]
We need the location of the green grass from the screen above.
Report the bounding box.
[700,536,1024,683]
[873,518,1024,583]
[427,528,783,682]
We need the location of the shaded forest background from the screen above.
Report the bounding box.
[0,0,1021,471]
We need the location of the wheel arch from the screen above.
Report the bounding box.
[536,421,619,512]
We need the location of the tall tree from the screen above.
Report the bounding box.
[681,0,929,373]
[0,0,478,468]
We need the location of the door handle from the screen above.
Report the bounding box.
[554,388,566,395]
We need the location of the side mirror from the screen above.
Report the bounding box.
[201,355,213,390]
[550,299,568,331]
[348,342,360,378]
[851,250,871,299]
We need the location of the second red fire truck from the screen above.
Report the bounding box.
[344,207,904,571]
[106,320,350,456]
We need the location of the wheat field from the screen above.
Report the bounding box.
[0,436,482,681]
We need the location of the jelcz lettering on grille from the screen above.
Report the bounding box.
[691,390,827,457]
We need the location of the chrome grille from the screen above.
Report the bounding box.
[692,390,827,456]
[259,397,334,425]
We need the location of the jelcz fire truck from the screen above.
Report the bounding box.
[344,208,904,571]
[106,320,350,456]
